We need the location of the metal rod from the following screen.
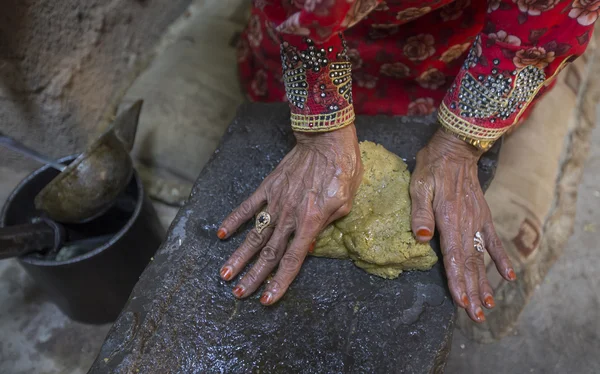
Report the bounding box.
[0,134,66,172]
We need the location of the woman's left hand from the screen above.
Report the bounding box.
[409,128,517,323]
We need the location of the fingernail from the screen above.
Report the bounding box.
[416,227,432,238]
[484,295,495,308]
[217,228,227,240]
[260,292,273,305]
[461,294,469,307]
[475,307,485,321]
[309,241,316,254]
[232,286,245,298]
[220,266,233,281]
[508,269,517,281]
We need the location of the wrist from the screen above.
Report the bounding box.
[294,122,358,149]
[430,128,485,160]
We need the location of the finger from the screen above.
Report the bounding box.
[307,203,350,255]
[218,190,267,239]
[483,221,516,282]
[462,238,485,323]
[261,212,322,305]
[459,188,485,322]
[323,202,352,227]
[233,223,293,298]
[439,225,469,309]
[220,225,275,281]
[435,191,469,308]
[410,175,436,242]
[260,236,311,305]
[477,252,495,309]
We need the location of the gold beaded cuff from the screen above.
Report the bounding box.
[291,105,355,132]
[437,102,506,151]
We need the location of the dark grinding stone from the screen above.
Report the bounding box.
[89,103,500,374]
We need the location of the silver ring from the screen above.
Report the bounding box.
[255,211,272,234]
[474,231,485,253]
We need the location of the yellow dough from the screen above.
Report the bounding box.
[312,141,438,279]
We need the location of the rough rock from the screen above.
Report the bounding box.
[89,103,500,374]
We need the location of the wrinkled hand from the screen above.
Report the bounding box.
[410,129,516,323]
[217,124,363,305]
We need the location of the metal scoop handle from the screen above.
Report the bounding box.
[0,133,66,172]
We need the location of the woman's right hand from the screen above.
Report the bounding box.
[217,124,363,305]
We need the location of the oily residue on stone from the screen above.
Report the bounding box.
[313,141,437,279]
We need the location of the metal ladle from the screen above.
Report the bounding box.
[1,100,143,223]
[0,136,67,172]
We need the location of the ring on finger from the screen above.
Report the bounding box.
[474,231,485,253]
[255,211,273,234]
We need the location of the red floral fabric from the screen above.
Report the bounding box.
[238,0,598,138]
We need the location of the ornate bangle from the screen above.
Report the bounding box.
[439,125,496,152]
[437,102,501,152]
[290,105,355,132]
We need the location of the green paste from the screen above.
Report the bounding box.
[312,141,438,279]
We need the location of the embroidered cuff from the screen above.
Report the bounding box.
[281,34,355,132]
[439,33,574,147]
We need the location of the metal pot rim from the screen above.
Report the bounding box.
[1,154,144,267]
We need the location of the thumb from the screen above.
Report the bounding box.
[410,176,436,242]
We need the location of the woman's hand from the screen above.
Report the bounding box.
[409,129,516,323]
[217,124,363,305]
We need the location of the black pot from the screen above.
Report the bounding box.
[0,155,165,324]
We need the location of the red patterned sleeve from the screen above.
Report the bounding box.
[438,0,597,150]
[260,1,381,132]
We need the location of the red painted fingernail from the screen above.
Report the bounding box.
[260,292,273,305]
[475,307,485,321]
[461,294,469,306]
[217,228,227,240]
[508,269,517,281]
[232,286,245,298]
[309,241,316,254]
[220,266,233,281]
[484,295,495,308]
[416,228,432,238]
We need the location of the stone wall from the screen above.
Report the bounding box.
[0,0,191,171]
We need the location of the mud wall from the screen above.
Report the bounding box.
[0,0,191,170]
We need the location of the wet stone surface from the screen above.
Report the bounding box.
[89,103,500,374]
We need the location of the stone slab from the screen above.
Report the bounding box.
[89,103,500,374]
